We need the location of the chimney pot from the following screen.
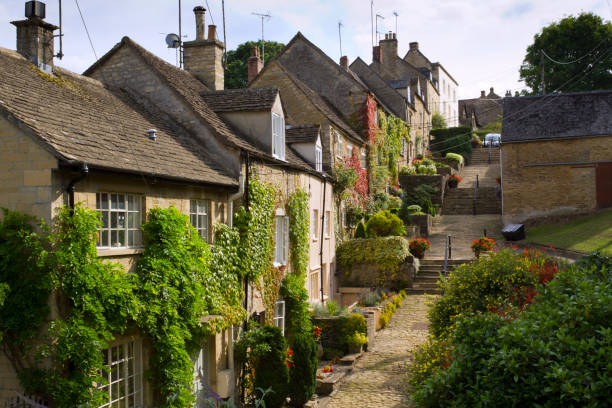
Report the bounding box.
[12,1,57,71]
[392,32,396,39]
[207,25,217,41]
[340,56,348,69]
[490,87,494,93]
[193,6,206,40]
[25,1,46,19]
[409,42,419,51]
[480,90,486,98]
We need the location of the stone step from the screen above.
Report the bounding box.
[404,288,442,295]
[419,259,470,266]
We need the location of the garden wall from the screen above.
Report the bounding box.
[398,174,448,206]
[337,259,416,290]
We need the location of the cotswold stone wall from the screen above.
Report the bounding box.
[501,136,612,224]
[398,174,447,205]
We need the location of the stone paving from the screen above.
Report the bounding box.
[427,214,503,259]
[325,295,431,408]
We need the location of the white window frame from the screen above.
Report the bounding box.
[336,132,343,158]
[98,339,143,408]
[360,148,367,168]
[274,300,285,335]
[312,209,319,240]
[315,143,323,172]
[347,143,353,158]
[272,112,285,160]
[309,270,320,301]
[274,215,289,265]
[96,193,142,249]
[190,199,210,243]
[324,211,330,238]
[401,138,407,156]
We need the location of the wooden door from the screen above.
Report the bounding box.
[596,163,612,208]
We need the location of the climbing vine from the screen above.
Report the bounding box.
[287,188,310,277]
[377,109,410,184]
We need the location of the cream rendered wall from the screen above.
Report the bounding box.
[436,68,459,127]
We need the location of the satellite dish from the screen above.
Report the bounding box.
[165,33,180,48]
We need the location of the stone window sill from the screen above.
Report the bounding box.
[97,248,144,257]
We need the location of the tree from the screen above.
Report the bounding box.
[431,112,447,129]
[519,13,612,94]
[225,40,285,89]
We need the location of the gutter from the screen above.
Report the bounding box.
[66,163,89,209]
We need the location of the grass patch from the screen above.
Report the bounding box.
[524,209,612,255]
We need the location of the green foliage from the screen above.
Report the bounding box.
[287,188,310,276]
[354,221,367,238]
[431,112,447,129]
[135,206,213,407]
[235,325,289,408]
[406,184,438,216]
[333,162,358,198]
[224,41,286,89]
[341,313,367,348]
[445,152,464,165]
[409,264,611,407]
[520,13,612,94]
[345,201,366,229]
[430,127,473,163]
[379,296,402,328]
[337,236,411,275]
[427,249,538,337]
[0,209,51,356]
[388,195,402,209]
[365,210,406,237]
[235,177,276,281]
[376,109,411,183]
[280,273,311,340]
[288,332,318,407]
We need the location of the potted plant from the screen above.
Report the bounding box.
[471,237,496,258]
[471,137,482,148]
[448,174,462,188]
[409,237,431,259]
[346,331,368,354]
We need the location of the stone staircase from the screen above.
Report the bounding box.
[470,147,500,165]
[406,259,470,294]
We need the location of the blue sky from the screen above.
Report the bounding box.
[1,0,609,99]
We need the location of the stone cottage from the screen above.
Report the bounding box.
[458,87,503,129]
[501,90,612,224]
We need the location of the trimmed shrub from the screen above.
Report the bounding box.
[337,236,411,276]
[354,221,367,238]
[445,152,464,165]
[409,263,611,407]
[280,273,311,341]
[235,325,289,408]
[365,210,406,237]
[430,126,473,163]
[388,195,403,209]
[288,333,317,407]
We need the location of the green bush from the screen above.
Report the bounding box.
[445,152,464,165]
[388,195,402,210]
[337,236,411,276]
[280,273,311,341]
[341,313,367,348]
[410,264,612,407]
[430,126,473,163]
[365,210,406,237]
[431,112,447,129]
[427,250,539,337]
[288,333,317,407]
[406,184,438,217]
[235,325,289,408]
[326,300,340,316]
[354,221,367,238]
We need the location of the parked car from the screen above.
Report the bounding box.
[484,133,501,147]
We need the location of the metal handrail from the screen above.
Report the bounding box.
[472,174,479,215]
[443,234,451,275]
[488,144,492,164]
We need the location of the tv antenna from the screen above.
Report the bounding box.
[393,11,399,35]
[252,12,272,64]
[376,14,385,43]
[338,21,343,57]
[370,1,374,47]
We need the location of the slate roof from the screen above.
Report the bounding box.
[349,57,413,121]
[0,46,237,187]
[200,88,279,112]
[459,97,502,129]
[286,125,320,144]
[271,60,365,144]
[502,90,612,143]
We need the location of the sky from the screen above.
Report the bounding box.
[0,0,610,100]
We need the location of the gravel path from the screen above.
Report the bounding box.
[325,295,431,408]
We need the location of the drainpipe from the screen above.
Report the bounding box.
[319,175,327,303]
[67,163,89,209]
[243,151,250,330]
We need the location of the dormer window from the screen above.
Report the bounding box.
[272,113,285,160]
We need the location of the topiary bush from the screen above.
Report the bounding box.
[445,152,464,165]
[337,236,411,276]
[235,325,289,408]
[365,210,405,237]
[354,221,367,238]
[287,332,317,407]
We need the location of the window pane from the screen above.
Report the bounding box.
[198,215,205,231]
[117,195,125,210]
[134,231,142,246]
[117,230,125,247]
[128,213,135,229]
[101,211,109,228]
[198,201,207,214]
[190,214,197,227]
[117,213,125,229]
[102,229,109,247]
[111,212,118,228]
[128,231,134,247]
[111,194,118,210]
[101,193,108,210]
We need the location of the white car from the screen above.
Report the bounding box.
[483,133,501,147]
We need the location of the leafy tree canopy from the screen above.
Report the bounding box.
[225,40,285,89]
[519,13,612,94]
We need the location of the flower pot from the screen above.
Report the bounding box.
[348,344,362,355]
[448,180,458,188]
[474,249,480,259]
[413,251,425,260]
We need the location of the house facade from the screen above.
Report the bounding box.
[501,90,612,224]
[458,87,503,129]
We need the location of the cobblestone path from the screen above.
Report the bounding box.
[326,295,431,408]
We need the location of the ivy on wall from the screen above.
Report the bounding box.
[287,188,310,277]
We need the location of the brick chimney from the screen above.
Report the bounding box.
[339,56,348,69]
[480,90,486,98]
[183,6,225,90]
[248,45,263,84]
[373,45,382,63]
[409,42,419,52]
[11,1,58,72]
[379,32,398,67]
